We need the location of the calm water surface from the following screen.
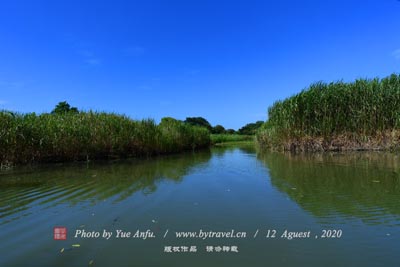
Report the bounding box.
[1,144,399,267]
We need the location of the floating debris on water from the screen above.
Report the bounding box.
[72,244,81,248]
[372,180,380,183]
[89,259,94,265]
[60,248,64,253]
[112,217,119,226]
[152,219,157,223]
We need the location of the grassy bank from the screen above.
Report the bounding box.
[0,111,210,167]
[257,73,400,151]
[211,134,254,145]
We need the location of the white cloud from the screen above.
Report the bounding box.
[393,49,400,60]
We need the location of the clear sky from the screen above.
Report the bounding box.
[1,0,400,130]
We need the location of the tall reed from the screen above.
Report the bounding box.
[210,134,254,144]
[0,111,210,165]
[257,74,400,149]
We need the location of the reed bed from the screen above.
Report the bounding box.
[257,74,400,151]
[210,134,254,144]
[0,111,210,166]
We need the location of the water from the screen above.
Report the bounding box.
[1,144,399,267]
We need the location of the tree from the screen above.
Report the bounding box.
[160,117,181,125]
[238,121,264,135]
[226,129,236,134]
[212,125,226,134]
[52,101,79,115]
[160,117,181,130]
[184,117,212,131]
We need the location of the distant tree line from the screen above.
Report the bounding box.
[184,117,263,135]
[50,102,263,135]
[237,121,264,135]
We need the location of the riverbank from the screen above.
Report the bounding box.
[0,111,210,167]
[210,134,254,145]
[257,74,400,152]
[257,130,400,152]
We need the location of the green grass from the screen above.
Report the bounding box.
[257,73,400,150]
[0,111,210,166]
[211,134,254,144]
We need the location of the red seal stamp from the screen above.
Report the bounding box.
[54,227,67,240]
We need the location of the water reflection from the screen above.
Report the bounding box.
[258,152,400,226]
[1,146,400,267]
[212,142,257,157]
[0,150,212,224]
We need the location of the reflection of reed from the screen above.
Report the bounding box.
[211,142,256,157]
[0,150,211,224]
[258,151,400,225]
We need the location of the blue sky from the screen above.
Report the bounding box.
[0,0,399,130]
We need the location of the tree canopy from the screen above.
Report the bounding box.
[184,117,212,131]
[238,121,264,135]
[225,129,236,134]
[211,124,226,134]
[52,101,79,115]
